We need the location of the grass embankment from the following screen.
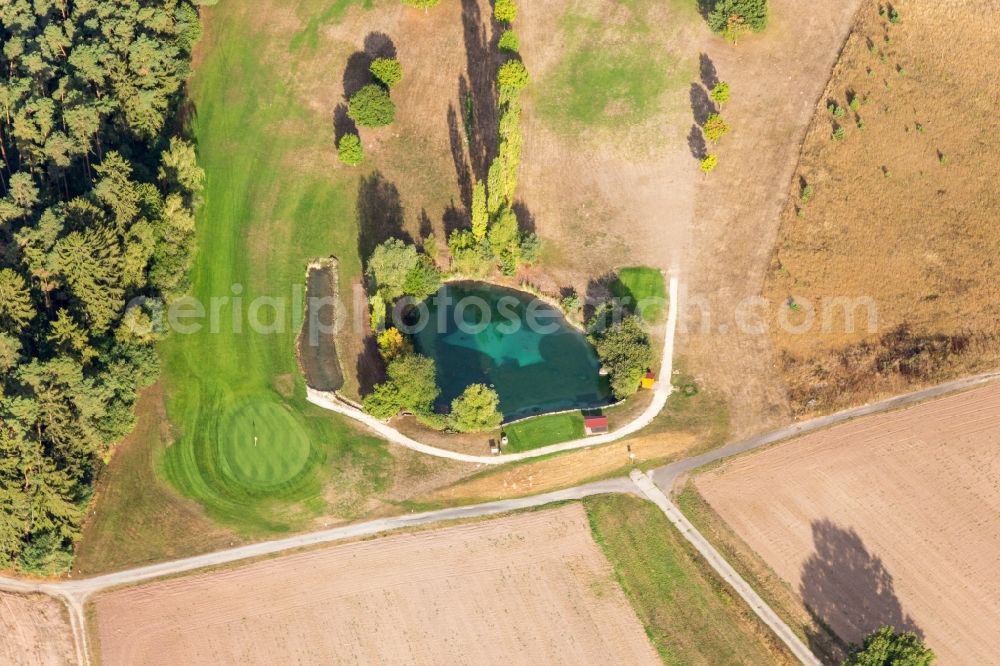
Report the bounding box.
[155,1,392,534]
[503,412,585,452]
[536,0,693,130]
[584,494,795,665]
[611,266,667,322]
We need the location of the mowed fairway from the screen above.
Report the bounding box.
[158,1,392,532]
[90,505,661,665]
[694,383,1000,664]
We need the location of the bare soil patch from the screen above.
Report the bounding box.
[0,592,75,666]
[762,0,1000,415]
[91,505,659,665]
[694,383,1000,664]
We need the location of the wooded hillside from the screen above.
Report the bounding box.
[0,0,203,573]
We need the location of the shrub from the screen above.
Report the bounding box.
[387,353,439,415]
[498,29,520,52]
[561,293,581,312]
[832,125,846,141]
[494,0,517,23]
[889,7,901,24]
[703,113,730,142]
[449,384,503,432]
[363,352,440,418]
[707,0,768,38]
[849,95,861,112]
[709,81,730,107]
[363,382,402,419]
[800,183,814,204]
[369,57,402,87]
[844,627,933,666]
[828,103,845,118]
[699,154,718,173]
[497,59,529,98]
[448,229,493,278]
[377,327,410,360]
[367,238,441,301]
[589,315,654,400]
[337,133,363,166]
[347,84,396,127]
[857,117,866,130]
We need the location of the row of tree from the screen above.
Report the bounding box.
[0,0,204,572]
[448,1,538,278]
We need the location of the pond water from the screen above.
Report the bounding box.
[407,282,612,420]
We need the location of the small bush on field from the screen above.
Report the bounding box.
[800,183,814,204]
[849,96,861,112]
[703,113,730,142]
[497,60,529,97]
[337,133,363,165]
[498,29,520,52]
[707,0,768,40]
[369,57,402,87]
[828,103,845,118]
[348,84,396,127]
[709,81,730,107]
[832,125,846,141]
[700,154,718,173]
[494,0,517,23]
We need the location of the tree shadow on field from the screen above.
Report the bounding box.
[699,53,719,90]
[332,103,357,144]
[447,102,474,211]
[356,172,411,268]
[512,201,536,234]
[690,82,715,126]
[355,333,385,396]
[459,0,500,182]
[687,124,707,160]
[799,519,924,661]
[343,32,398,99]
[442,201,467,237]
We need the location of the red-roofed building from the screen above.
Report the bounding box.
[584,415,609,435]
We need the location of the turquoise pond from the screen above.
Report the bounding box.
[406,282,613,419]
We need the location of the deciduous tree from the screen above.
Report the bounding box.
[449,384,503,432]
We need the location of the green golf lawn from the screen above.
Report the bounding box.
[611,266,667,322]
[503,412,586,452]
[157,0,390,534]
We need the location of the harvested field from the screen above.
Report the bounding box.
[694,383,1000,664]
[0,592,75,666]
[762,0,1000,414]
[90,505,660,665]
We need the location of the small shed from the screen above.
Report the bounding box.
[584,415,609,435]
[641,372,657,390]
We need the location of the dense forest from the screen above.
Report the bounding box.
[0,0,204,573]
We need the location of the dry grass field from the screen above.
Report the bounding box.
[693,383,1000,664]
[762,0,1000,414]
[90,505,660,665]
[0,592,75,665]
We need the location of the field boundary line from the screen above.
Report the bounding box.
[306,274,681,465]
[630,470,821,666]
